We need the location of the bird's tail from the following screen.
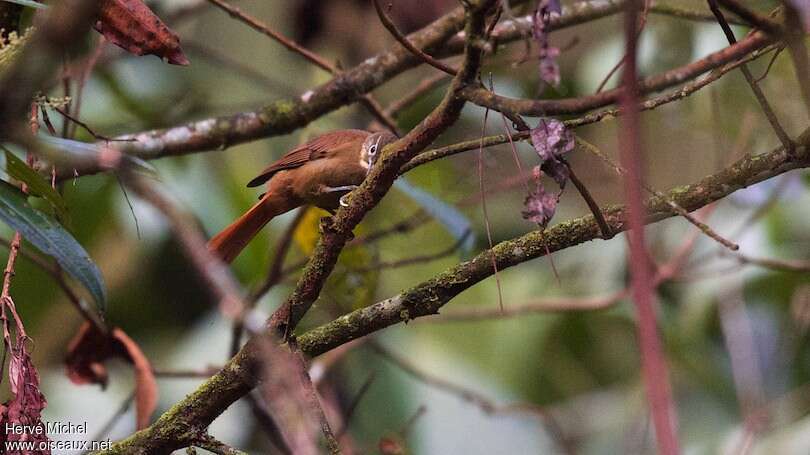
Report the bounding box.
[208,193,292,263]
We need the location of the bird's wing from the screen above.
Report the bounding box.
[246,129,369,187]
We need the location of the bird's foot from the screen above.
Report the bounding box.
[339,193,351,207]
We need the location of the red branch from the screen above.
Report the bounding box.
[618,1,680,454]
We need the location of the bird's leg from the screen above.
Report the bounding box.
[320,185,359,193]
[317,185,360,208]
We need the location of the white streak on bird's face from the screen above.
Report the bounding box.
[360,134,381,171]
[361,132,396,174]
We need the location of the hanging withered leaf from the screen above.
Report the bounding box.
[94,0,190,65]
[522,166,559,227]
[523,118,575,227]
[532,0,562,89]
[65,322,158,430]
[529,117,574,187]
[0,341,50,454]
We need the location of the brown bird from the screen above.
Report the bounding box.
[208,129,397,263]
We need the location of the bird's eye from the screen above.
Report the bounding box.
[368,144,377,155]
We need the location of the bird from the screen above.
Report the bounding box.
[208,129,397,263]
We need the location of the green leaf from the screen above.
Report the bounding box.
[0,0,47,8]
[3,148,68,221]
[0,180,106,312]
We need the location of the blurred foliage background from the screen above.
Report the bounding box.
[2,0,810,453]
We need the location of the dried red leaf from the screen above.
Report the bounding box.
[65,322,158,430]
[94,0,190,65]
[0,343,51,454]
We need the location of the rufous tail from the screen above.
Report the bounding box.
[208,194,292,263]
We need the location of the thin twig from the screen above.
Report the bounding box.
[206,0,331,71]
[566,164,613,239]
[372,0,458,76]
[734,254,810,273]
[707,0,793,152]
[477,98,504,313]
[577,136,739,252]
[52,106,131,142]
[754,45,785,83]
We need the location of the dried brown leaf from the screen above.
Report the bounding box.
[111,329,157,430]
[94,0,190,65]
[64,322,158,430]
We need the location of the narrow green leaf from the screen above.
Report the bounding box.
[0,0,47,8]
[3,148,68,221]
[0,180,106,312]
